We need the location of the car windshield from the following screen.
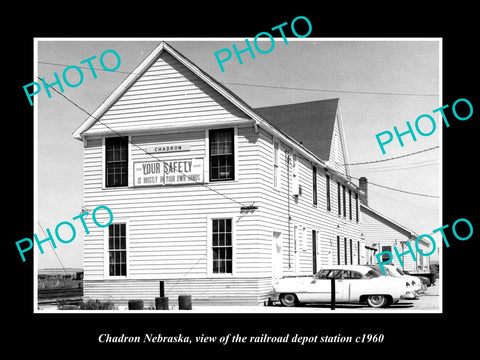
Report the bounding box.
[388,267,402,277]
[364,270,381,279]
[396,267,406,275]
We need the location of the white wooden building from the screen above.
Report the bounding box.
[72,41,364,306]
[359,177,431,273]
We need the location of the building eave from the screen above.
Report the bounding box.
[72,41,329,170]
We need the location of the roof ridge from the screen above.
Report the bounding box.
[253,97,339,110]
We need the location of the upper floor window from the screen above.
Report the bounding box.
[342,185,346,217]
[326,175,331,211]
[273,141,280,188]
[355,193,359,222]
[105,137,128,187]
[337,182,341,216]
[312,165,317,205]
[209,128,234,181]
[349,189,352,220]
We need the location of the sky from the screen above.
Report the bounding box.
[35,38,441,269]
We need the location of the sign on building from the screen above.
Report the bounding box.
[133,158,204,186]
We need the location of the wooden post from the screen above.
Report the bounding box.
[160,281,165,297]
[330,278,336,310]
[178,295,192,310]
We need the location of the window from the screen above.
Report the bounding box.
[381,245,392,263]
[343,270,363,279]
[342,185,346,217]
[349,239,353,265]
[365,270,381,279]
[344,237,348,265]
[357,240,360,265]
[312,165,317,205]
[273,141,279,188]
[209,128,234,181]
[212,218,233,274]
[108,223,126,276]
[106,137,128,187]
[317,269,343,279]
[355,193,359,222]
[312,230,317,274]
[336,236,340,265]
[326,175,331,211]
[349,189,352,220]
[337,182,341,215]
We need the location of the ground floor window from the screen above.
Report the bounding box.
[336,236,340,265]
[381,245,392,263]
[212,218,233,274]
[108,223,126,276]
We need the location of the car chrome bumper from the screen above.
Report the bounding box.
[401,291,417,300]
[268,292,280,303]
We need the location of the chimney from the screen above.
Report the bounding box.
[359,177,368,206]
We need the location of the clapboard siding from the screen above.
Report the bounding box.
[87,51,249,133]
[83,125,268,286]
[361,205,430,272]
[253,127,363,279]
[84,277,272,306]
[80,44,368,306]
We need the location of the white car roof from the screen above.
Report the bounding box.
[318,265,377,274]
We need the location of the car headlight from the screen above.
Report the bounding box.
[406,282,411,288]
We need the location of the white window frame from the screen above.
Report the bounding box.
[205,127,238,183]
[102,135,132,189]
[273,139,280,189]
[301,226,307,252]
[206,214,237,277]
[103,219,130,279]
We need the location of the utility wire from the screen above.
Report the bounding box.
[358,160,439,173]
[345,146,439,166]
[38,221,67,274]
[223,81,439,97]
[349,175,439,198]
[38,76,251,209]
[39,61,132,75]
[37,69,439,200]
[38,60,439,97]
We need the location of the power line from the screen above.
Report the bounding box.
[369,188,438,211]
[38,221,67,274]
[349,175,439,198]
[38,76,250,209]
[358,160,439,173]
[223,81,439,97]
[38,72,439,200]
[38,60,439,97]
[39,61,132,75]
[345,146,439,166]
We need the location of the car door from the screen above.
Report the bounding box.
[301,269,342,303]
[337,270,364,302]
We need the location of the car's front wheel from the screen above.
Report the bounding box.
[366,295,389,308]
[279,293,298,307]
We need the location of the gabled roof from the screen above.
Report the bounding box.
[72,41,261,140]
[253,98,339,161]
[360,203,428,246]
[72,41,358,182]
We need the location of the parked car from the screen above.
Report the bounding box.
[271,265,410,308]
[402,269,432,287]
[395,267,428,292]
[368,264,424,297]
